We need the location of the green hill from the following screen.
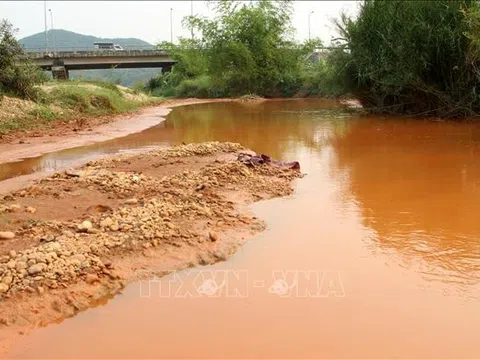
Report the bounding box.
[19,29,153,51]
[19,29,161,87]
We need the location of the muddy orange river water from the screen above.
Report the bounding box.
[4,99,480,358]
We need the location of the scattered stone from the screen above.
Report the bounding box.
[0,283,9,294]
[65,169,82,177]
[100,217,113,228]
[28,263,45,275]
[2,276,13,285]
[85,274,99,285]
[77,220,93,233]
[0,141,300,317]
[40,234,55,243]
[8,204,22,212]
[25,206,37,214]
[209,231,218,242]
[0,232,15,240]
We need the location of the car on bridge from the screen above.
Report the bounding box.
[93,42,124,51]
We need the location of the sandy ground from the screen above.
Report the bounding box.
[0,141,301,356]
[0,98,232,164]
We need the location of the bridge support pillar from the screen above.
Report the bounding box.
[52,66,69,80]
[51,59,69,80]
[162,65,173,73]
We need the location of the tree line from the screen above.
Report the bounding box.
[4,0,480,118]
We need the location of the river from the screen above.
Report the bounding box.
[5,99,480,358]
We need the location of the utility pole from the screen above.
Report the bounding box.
[170,8,173,43]
[190,0,194,40]
[308,11,314,41]
[49,9,57,55]
[44,0,49,54]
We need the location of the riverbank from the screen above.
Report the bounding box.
[0,141,301,355]
[0,98,232,164]
[0,81,162,141]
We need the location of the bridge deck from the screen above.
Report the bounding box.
[28,50,176,71]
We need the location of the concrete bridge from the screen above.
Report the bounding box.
[27,49,176,79]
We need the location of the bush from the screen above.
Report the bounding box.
[175,76,213,98]
[335,0,480,117]
[148,1,324,99]
[0,20,45,99]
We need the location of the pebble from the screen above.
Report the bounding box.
[2,276,13,285]
[77,220,93,233]
[124,198,138,205]
[100,217,114,227]
[0,283,9,294]
[0,232,15,240]
[8,204,22,212]
[25,206,37,214]
[85,274,99,285]
[209,231,218,242]
[28,263,45,275]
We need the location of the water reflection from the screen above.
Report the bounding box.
[1,100,479,287]
[0,99,350,181]
[330,117,480,286]
[165,99,351,159]
[6,100,480,358]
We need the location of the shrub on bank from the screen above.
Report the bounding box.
[334,0,480,117]
[0,20,45,100]
[146,1,326,99]
[0,81,159,135]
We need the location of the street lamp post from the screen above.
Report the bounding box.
[170,8,173,43]
[308,10,314,41]
[190,0,194,40]
[49,9,57,55]
[44,0,48,54]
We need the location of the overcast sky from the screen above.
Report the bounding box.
[1,1,359,45]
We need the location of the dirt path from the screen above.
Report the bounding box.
[0,98,231,164]
[0,141,301,356]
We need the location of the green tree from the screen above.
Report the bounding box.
[0,19,44,99]
[334,0,480,118]
[150,0,320,98]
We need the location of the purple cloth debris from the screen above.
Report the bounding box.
[237,153,300,170]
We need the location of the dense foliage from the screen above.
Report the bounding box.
[0,20,45,99]
[148,0,324,98]
[335,0,480,117]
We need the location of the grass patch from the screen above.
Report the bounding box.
[0,80,160,136]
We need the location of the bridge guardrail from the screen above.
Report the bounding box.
[23,45,159,53]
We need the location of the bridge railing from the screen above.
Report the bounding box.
[23,44,159,53]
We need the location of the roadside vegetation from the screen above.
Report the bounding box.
[145,0,342,99]
[333,0,480,118]
[0,19,160,136]
[147,0,480,118]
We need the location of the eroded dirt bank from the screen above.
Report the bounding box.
[0,98,231,164]
[0,141,300,354]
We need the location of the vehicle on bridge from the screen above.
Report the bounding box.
[93,42,124,51]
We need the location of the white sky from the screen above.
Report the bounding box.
[0,1,359,45]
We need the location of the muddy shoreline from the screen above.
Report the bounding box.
[0,98,232,164]
[0,141,301,356]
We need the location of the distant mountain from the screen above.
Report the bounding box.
[19,29,153,51]
[18,30,160,87]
